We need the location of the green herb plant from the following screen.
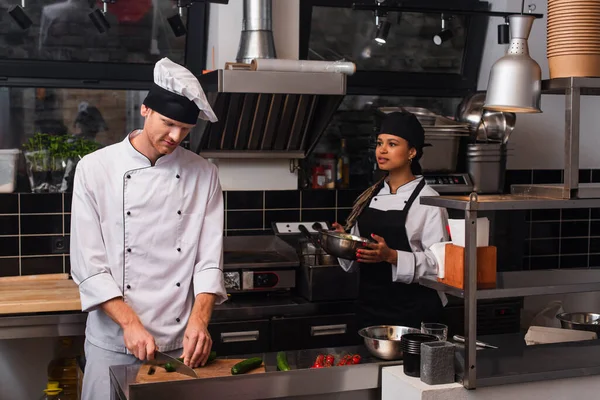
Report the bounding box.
[23,133,100,171]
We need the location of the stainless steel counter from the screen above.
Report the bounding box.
[109,345,396,400]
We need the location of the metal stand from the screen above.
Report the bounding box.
[419,193,600,389]
[463,193,478,389]
[512,77,600,199]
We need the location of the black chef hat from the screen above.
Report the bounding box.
[379,111,428,150]
[378,111,429,175]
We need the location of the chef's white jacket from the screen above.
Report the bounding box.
[338,178,449,303]
[70,133,227,353]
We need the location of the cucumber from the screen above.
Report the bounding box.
[207,351,217,363]
[164,363,176,373]
[231,357,263,375]
[276,351,291,371]
[176,351,217,365]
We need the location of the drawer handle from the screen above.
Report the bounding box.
[310,324,347,336]
[220,330,260,343]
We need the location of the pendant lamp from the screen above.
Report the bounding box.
[484,14,542,113]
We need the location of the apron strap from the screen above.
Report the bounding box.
[403,178,426,212]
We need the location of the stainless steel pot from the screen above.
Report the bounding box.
[358,325,421,360]
[557,312,600,336]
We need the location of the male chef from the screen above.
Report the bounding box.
[70,57,227,400]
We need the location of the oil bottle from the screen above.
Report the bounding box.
[40,381,63,400]
[47,338,80,400]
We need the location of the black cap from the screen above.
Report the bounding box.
[379,111,427,150]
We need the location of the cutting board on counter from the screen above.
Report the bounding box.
[0,273,81,315]
[136,359,266,383]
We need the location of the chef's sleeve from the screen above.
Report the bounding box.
[392,206,449,284]
[338,223,359,272]
[192,166,228,305]
[70,161,123,312]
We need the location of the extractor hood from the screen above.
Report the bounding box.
[192,69,346,159]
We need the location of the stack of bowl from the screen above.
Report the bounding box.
[547,0,600,78]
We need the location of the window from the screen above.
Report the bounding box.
[0,1,207,87]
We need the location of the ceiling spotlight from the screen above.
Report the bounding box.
[498,17,510,44]
[89,1,113,33]
[168,1,188,38]
[375,20,391,45]
[433,14,453,46]
[9,1,32,30]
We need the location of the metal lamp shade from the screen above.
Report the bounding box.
[484,15,542,113]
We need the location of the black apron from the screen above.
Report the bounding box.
[356,178,443,329]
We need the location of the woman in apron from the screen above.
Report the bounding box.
[334,111,449,329]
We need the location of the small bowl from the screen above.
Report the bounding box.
[358,325,420,360]
[557,312,600,335]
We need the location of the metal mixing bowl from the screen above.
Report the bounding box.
[358,325,420,360]
[557,312,600,335]
[319,231,373,260]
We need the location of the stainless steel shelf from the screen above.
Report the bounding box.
[455,333,600,387]
[542,77,600,95]
[420,194,600,211]
[420,269,600,300]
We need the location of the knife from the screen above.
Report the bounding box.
[146,351,198,378]
[452,335,498,349]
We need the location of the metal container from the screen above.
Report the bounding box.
[358,325,420,360]
[319,231,373,260]
[557,312,600,335]
[467,143,507,193]
[421,134,461,172]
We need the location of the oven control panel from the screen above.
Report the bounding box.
[424,173,473,194]
[224,270,295,292]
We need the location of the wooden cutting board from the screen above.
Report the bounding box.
[136,359,266,383]
[0,274,81,315]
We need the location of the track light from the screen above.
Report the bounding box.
[9,0,32,30]
[498,17,510,44]
[433,14,453,46]
[168,1,188,38]
[89,1,113,33]
[375,20,391,45]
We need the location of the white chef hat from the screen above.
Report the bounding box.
[143,58,217,124]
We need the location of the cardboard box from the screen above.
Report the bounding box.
[438,244,497,289]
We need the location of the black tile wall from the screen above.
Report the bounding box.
[0,237,18,257]
[580,169,592,184]
[265,210,300,229]
[21,256,63,275]
[6,168,600,275]
[301,209,336,224]
[302,190,336,209]
[529,255,559,270]
[531,222,559,239]
[0,258,19,277]
[532,169,563,184]
[226,211,263,230]
[21,215,63,234]
[0,216,18,235]
[265,191,300,209]
[226,191,263,210]
[560,255,589,269]
[503,168,600,270]
[561,221,590,238]
[20,193,62,213]
[0,195,18,214]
